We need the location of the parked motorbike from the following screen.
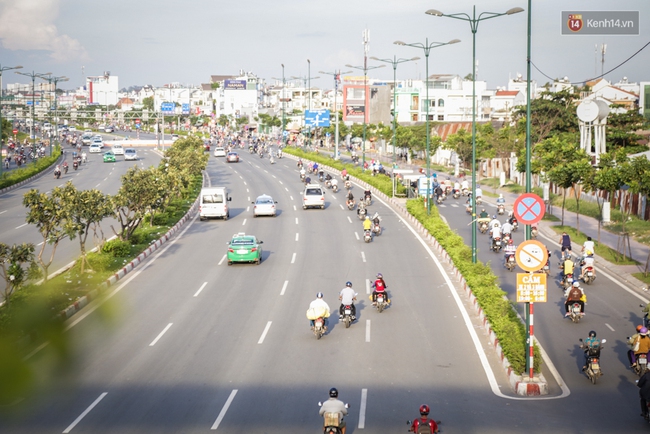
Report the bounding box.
[312,317,326,339]
[375,292,389,313]
[505,254,516,271]
[363,229,372,243]
[635,353,649,377]
[497,204,505,215]
[568,302,583,323]
[582,266,596,284]
[580,338,606,384]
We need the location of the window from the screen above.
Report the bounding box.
[411,95,419,110]
[437,115,445,121]
[346,87,365,99]
[203,194,223,204]
[438,99,445,107]
[411,113,419,121]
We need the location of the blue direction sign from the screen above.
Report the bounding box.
[305,109,331,127]
[160,102,175,113]
[181,103,190,115]
[514,193,545,225]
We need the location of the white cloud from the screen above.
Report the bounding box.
[0,0,87,61]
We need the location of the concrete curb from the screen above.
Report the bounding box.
[286,152,547,396]
[0,153,64,196]
[58,179,202,320]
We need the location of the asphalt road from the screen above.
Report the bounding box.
[1,152,647,432]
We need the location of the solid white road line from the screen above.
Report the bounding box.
[211,389,238,430]
[194,282,208,297]
[15,223,27,229]
[347,216,352,223]
[365,320,371,343]
[291,253,296,264]
[258,321,272,344]
[218,254,226,266]
[295,233,299,241]
[281,280,289,295]
[355,232,359,240]
[366,279,371,294]
[295,217,299,225]
[242,219,247,226]
[361,252,366,262]
[62,392,108,433]
[605,323,615,332]
[358,389,368,429]
[149,323,173,347]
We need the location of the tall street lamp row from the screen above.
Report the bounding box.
[319,69,351,160]
[272,64,288,146]
[16,70,52,147]
[344,62,384,170]
[0,64,22,177]
[394,38,460,215]
[39,74,68,156]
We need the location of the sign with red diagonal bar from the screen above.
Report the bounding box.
[513,193,545,225]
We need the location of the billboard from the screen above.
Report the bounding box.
[181,103,190,115]
[305,109,331,127]
[224,80,247,90]
[161,102,175,113]
[346,105,365,117]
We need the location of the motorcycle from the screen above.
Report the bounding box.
[461,188,468,196]
[568,302,583,323]
[297,160,303,168]
[318,172,325,182]
[325,179,332,189]
[492,236,502,252]
[372,221,381,236]
[358,208,367,220]
[497,204,505,215]
[580,338,606,384]
[375,292,388,313]
[345,180,352,190]
[476,196,482,205]
[364,195,371,206]
[312,317,326,339]
[319,402,350,434]
[63,165,68,174]
[465,205,471,214]
[511,219,519,232]
[641,304,650,329]
[502,233,512,245]
[332,183,339,193]
[479,221,489,234]
[582,266,596,284]
[73,161,78,170]
[270,157,275,164]
[531,225,539,239]
[347,200,355,211]
[54,169,61,179]
[452,190,460,199]
[341,300,357,328]
[363,229,372,243]
[436,195,443,204]
[561,272,575,291]
[635,353,649,377]
[300,173,306,182]
[505,254,516,271]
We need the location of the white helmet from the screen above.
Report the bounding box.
[573,281,580,288]
[499,194,503,199]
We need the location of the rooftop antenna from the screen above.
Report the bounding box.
[600,43,607,79]
[363,28,369,74]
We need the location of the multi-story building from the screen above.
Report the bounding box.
[86,72,119,106]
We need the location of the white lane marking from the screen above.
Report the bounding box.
[103,177,108,181]
[355,232,360,240]
[239,175,243,179]
[264,170,269,173]
[295,217,299,225]
[291,253,296,264]
[340,204,344,210]
[218,254,226,266]
[246,206,250,212]
[246,188,249,193]
[347,216,352,224]
[211,389,238,430]
[605,323,615,332]
[295,233,299,241]
[293,205,297,211]
[247,197,250,202]
[234,170,238,174]
[279,180,283,185]
[285,187,288,192]
[366,279,371,294]
[0,210,6,215]
[149,323,173,347]
[361,252,366,262]
[62,392,108,433]
[365,320,371,343]
[290,195,294,200]
[95,183,100,188]
[194,282,208,297]
[242,219,247,226]
[37,241,44,246]
[15,223,28,229]
[358,389,368,429]
[258,321,272,344]
[243,181,247,185]
[281,280,288,296]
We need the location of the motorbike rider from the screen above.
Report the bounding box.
[488,215,500,230]
[325,173,333,182]
[581,330,601,372]
[434,185,444,202]
[300,166,306,178]
[362,216,373,232]
[339,281,357,320]
[81,151,87,163]
[54,164,61,175]
[503,239,517,266]
[304,176,312,185]
[582,236,595,256]
[559,231,572,260]
[341,168,349,180]
[363,189,372,203]
[564,281,585,317]
[346,191,355,208]
[640,371,650,421]
[319,388,348,434]
[501,219,513,238]
[561,256,575,285]
[409,404,439,433]
[62,161,69,173]
[490,221,502,243]
[330,177,339,190]
[371,273,388,305]
[628,325,645,353]
[579,251,596,280]
[453,181,461,195]
[297,159,303,168]
[461,179,469,193]
[629,327,650,367]
[308,292,331,331]
[496,193,505,205]
[479,208,489,219]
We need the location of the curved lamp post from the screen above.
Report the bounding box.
[272,64,287,145]
[345,63,385,170]
[394,38,460,215]
[39,74,68,155]
[320,69,352,160]
[0,64,22,176]
[16,70,51,147]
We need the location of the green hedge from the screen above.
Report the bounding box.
[407,199,541,374]
[0,146,62,190]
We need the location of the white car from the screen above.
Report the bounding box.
[89,144,102,153]
[124,148,138,161]
[92,136,104,148]
[213,147,226,157]
[302,184,325,210]
[112,144,124,155]
[253,194,277,217]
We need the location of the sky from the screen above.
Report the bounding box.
[1,0,648,92]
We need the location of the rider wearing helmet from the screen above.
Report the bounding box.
[503,238,517,265]
[308,292,331,330]
[496,193,505,205]
[362,216,373,231]
[409,404,439,433]
[339,281,357,320]
[371,273,388,304]
[319,388,348,434]
[479,208,489,219]
[579,250,596,280]
[565,281,585,316]
[630,327,650,367]
[581,330,601,371]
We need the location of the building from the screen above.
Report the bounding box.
[491,89,525,122]
[86,72,119,106]
[341,76,391,125]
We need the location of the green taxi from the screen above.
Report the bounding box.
[103,151,116,163]
[227,233,263,265]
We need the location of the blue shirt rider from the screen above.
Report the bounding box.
[496,194,505,204]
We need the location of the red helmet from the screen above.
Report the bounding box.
[419,404,430,416]
[508,239,514,245]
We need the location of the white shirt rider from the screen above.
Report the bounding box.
[489,218,501,229]
[331,178,338,187]
[475,187,483,198]
[339,287,356,305]
[501,221,513,235]
[309,297,330,312]
[300,168,306,176]
[461,180,469,191]
[583,256,595,268]
[583,240,595,253]
[491,226,502,239]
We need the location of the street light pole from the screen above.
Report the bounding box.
[320,69,352,160]
[394,38,460,214]
[272,65,288,146]
[16,70,51,148]
[291,69,320,149]
[0,64,22,176]
[427,5,523,260]
[345,63,385,170]
[39,74,68,156]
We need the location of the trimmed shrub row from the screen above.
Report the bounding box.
[0,146,62,190]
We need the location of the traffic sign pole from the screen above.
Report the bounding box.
[528,302,534,378]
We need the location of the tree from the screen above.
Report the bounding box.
[586,149,627,242]
[112,167,160,241]
[235,116,249,128]
[513,88,580,145]
[142,96,154,112]
[606,107,646,152]
[217,114,230,127]
[0,243,38,305]
[23,187,70,281]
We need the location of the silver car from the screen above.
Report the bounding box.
[124,148,138,161]
[253,194,277,217]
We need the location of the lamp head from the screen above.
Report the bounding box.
[411,57,421,61]
[448,39,461,45]
[394,41,406,46]
[507,7,524,15]
[369,56,379,60]
[425,9,443,17]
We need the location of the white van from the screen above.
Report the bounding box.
[199,187,231,220]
